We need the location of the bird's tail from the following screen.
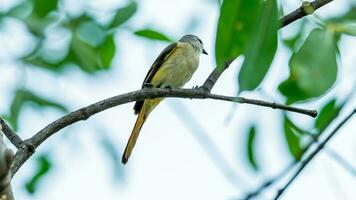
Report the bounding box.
[121,99,161,164]
[122,107,148,164]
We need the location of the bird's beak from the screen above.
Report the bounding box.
[202,49,208,55]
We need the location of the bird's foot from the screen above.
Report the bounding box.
[143,83,154,88]
[165,86,173,92]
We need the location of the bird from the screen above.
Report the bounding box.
[121,34,208,164]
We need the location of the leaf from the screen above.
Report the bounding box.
[75,21,105,47]
[7,1,32,18]
[246,126,259,171]
[278,29,338,104]
[23,14,57,36]
[99,34,116,68]
[283,117,303,161]
[25,154,53,194]
[134,29,173,42]
[9,89,68,130]
[23,56,64,72]
[314,98,343,133]
[238,0,278,92]
[32,0,58,17]
[215,0,261,67]
[68,35,99,72]
[331,22,356,36]
[108,1,137,29]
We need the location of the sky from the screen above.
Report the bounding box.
[0,0,355,199]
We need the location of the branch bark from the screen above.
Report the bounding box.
[10,88,317,175]
[280,0,333,27]
[273,109,356,200]
[3,0,334,196]
[0,119,22,149]
[0,126,14,200]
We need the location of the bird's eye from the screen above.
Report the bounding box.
[197,38,202,44]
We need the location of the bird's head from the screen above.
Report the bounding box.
[179,34,208,55]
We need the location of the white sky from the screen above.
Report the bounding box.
[0,0,355,199]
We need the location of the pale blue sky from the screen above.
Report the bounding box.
[0,0,355,199]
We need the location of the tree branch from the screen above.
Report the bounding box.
[10,88,317,175]
[0,126,14,200]
[202,0,334,92]
[7,0,331,183]
[0,119,22,149]
[280,0,333,27]
[274,109,356,200]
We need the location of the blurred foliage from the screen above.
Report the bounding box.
[278,28,338,104]
[0,0,355,192]
[215,0,261,67]
[7,89,68,131]
[134,28,173,42]
[25,154,53,194]
[314,99,343,133]
[108,1,137,29]
[238,0,278,92]
[246,126,259,171]
[2,0,137,73]
[283,116,304,161]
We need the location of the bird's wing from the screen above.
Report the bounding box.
[141,42,178,86]
[134,42,178,114]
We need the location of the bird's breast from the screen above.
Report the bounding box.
[152,42,200,88]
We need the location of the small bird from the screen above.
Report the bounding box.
[121,34,208,164]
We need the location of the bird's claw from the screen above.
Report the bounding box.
[164,86,173,92]
[192,85,200,90]
[143,83,154,88]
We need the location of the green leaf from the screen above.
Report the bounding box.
[23,15,56,36]
[108,1,137,29]
[215,0,261,67]
[238,0,278,92]
[75,21,105,47]
[69,35,99,72]
[283,117,303,161]
[99,34,116,68]
[246,126,259,171]
[331,22,356,36]
[278,29,338,104]
[32,0,58,17]
[134,29,173,42]
[25,154,53,194]
[23,56,64,71]
[314,98,343,133]
[7,1,32,18]
[9,89,68,130]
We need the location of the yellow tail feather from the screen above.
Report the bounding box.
[122,107,147,164]
[122,99,162,164]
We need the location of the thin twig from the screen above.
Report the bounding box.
[274,109,356,200]
[10,88,317,176]
[9,0,333,181]
[280,0,333,27]
[0,118,22,149]
[242,163,294,200]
